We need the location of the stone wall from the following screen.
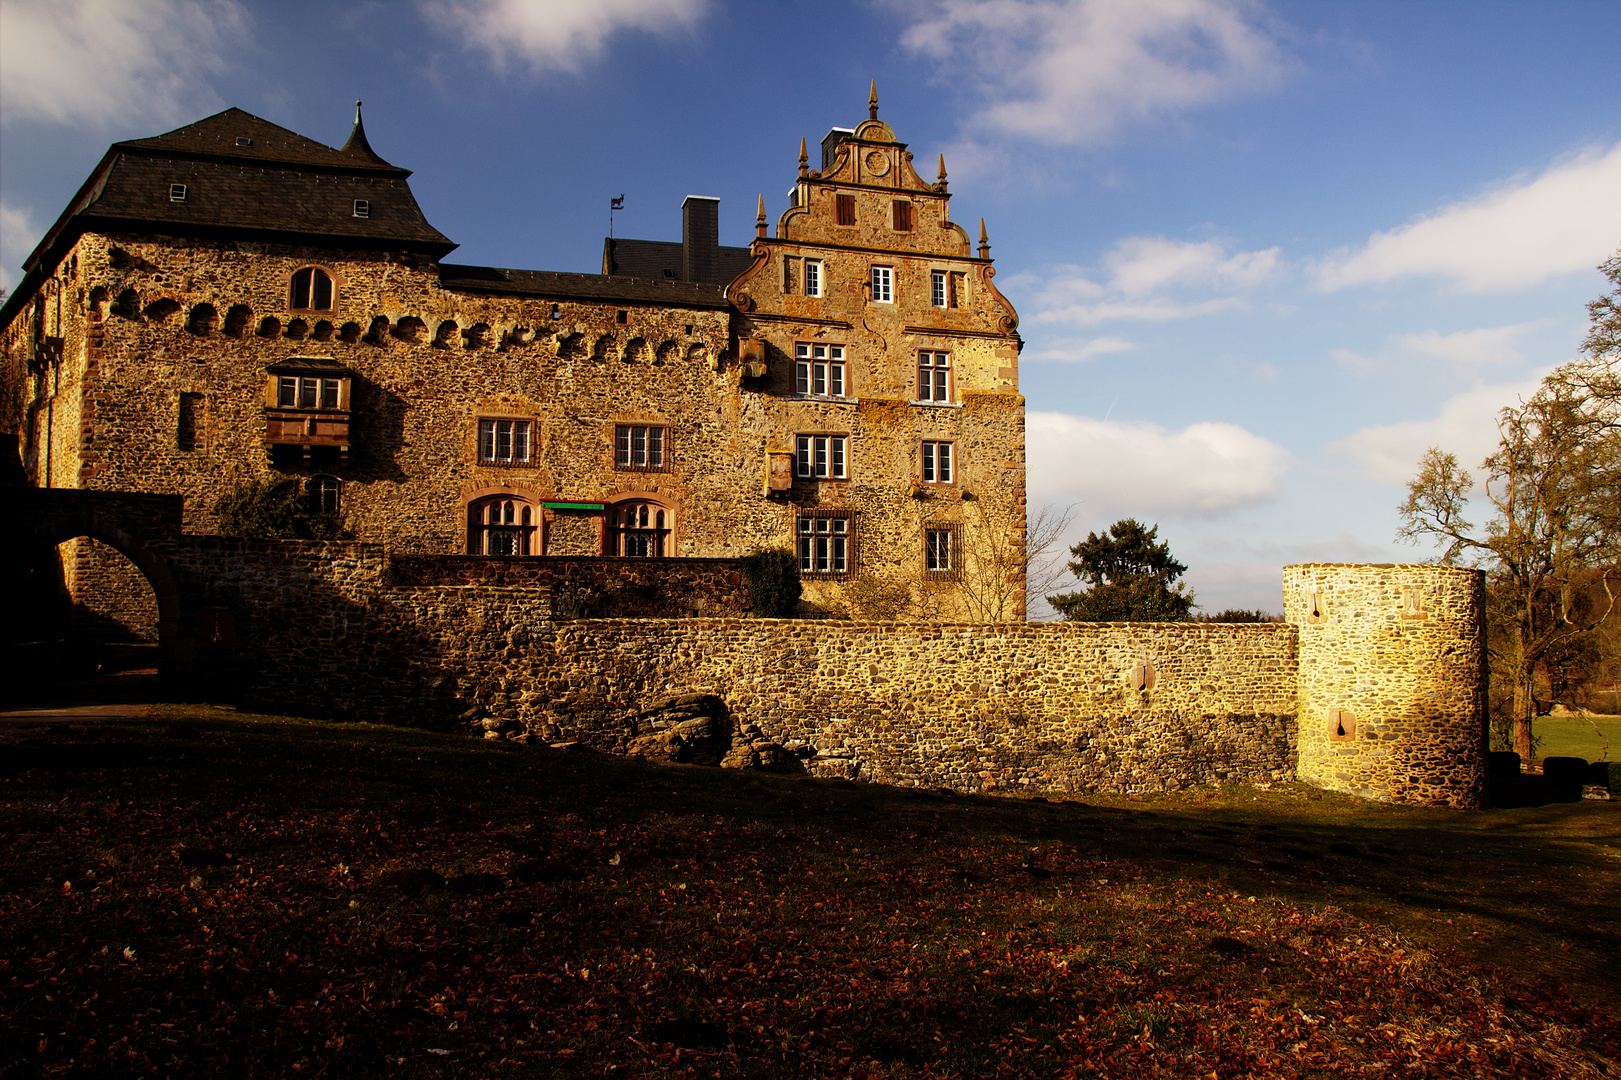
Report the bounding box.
[1283,563,1488,808]
[499,619,1299,795]
[384,554,748,618]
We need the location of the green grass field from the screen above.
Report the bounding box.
[2,707,1617,1078]
[1535,714,1621,762]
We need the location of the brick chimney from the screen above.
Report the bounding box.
[681,196,719,284]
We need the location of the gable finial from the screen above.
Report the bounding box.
[756,194,767,238]
[799,136,809,178]
[937,153,948,185]
[355,99,363,124]
[978,218,990,259]
[869,79,879,120]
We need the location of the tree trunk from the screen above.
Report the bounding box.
[1512,677,1536,764]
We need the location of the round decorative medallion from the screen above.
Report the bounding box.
[864,150,890,177]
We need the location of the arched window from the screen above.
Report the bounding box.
[469,496,536,556]
[605,500,671,558]
[290,267,335,311]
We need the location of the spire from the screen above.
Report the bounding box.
[868,79,879,120]
[340,99,389,166]
[756,194,767,238]
[937,153,948,186]
[799,136,809,178]
[978,218,990,259]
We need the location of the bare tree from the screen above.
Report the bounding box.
[946,498,1076,623]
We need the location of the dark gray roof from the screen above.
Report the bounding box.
[119,107,409,175]
[439,264,730,308]
[601,238,755,286]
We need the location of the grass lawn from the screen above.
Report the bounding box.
[2,707,1618,1078]
[1534,714,1621,763]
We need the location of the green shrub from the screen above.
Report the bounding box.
[214,477,350,541]
[1542,755,1587,788]
[740,547,800,618]
[1587,760,1620,794]
[1487,751,1521,779]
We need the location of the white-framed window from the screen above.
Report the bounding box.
[931,271,948,308]
[925,526,958,577]
[922,440,953,483]
[798,513,851,576]
[278,376,341,410]
[469,496,536,556]
[169,184,188,202]
[804,259,822,297]
[615,424,667,470]
[870,265,893,303]
[352,199,370,219]
[918,350,951,403]
[606,500,671,557]
[796,434,847,479]
[478,418,533,464]
[794,343,846,397]
[290,266,335,311]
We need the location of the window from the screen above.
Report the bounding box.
[469,496,536,556]
[794,343,845,397]
[921,440,953,483]
[870,266,893,303]
[925,526,958,578]
[478,419,533,464]
[278,376,342,409]
[931,271,948,308]
[918,351,951,403]
[290,267,334,311]
[892,200,914,231]
[177,392,203,451]
[615,424,666,470]
[803,259,822,297]
[352,199,370,219]
[235,137,253,147]
[796,434,847,479]
[834,193,857,226]
[307,475,340,514]
[169,184,188,202]
[606,501,671,557]
[798,513,850,576]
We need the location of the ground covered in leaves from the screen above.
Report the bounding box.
[2,708,1618,1078]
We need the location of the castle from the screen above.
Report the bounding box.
[3,96,1489,809]
[1,92,1027,636]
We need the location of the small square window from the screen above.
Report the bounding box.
[169,184,188,202]
[796,433,847,479]
[352,199,370,219]
[235,137,253,147]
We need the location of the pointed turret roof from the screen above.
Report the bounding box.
[339,101,399,170]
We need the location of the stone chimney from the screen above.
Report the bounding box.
[681,196,719,284]
[822,127,854,173]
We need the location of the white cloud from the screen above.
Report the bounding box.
[1025,336,1136,363]
[1104,236,1280,296]
[900,0,1288,146]
[1,201,38,292]
[1017,236,1279,326]
[1394,323,1537,368]
[1331,347,1381,375]
[1330,375,1548,485]
[0,0,247,128]
[421,0,708,76]
[1317,143,1621,293]
[1027,410,1291,514]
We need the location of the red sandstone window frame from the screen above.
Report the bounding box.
[794,342,846,398]
[604,499,673,558]
[477,418,535,465]
[924,523,959,580]
[917,350,952,403]
[797,509,854,579]
[795,433,848,480]
[614,424,669,472]
[920,440,954,484]
[289,266,336,313]
[468,495,537,556]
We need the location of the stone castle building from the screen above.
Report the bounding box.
[2,91,1026,635]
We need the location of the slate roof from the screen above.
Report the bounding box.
[601,238,756,286]
[439,264,730,309]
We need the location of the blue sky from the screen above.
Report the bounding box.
[3,0,1618,614]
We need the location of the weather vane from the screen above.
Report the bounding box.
[609,194,624,239]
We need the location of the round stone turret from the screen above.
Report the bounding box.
[1282,563,1488,808]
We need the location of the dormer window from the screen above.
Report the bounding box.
[290,266,335,311]
[169,184,188,202]
[236,137,253,147]
[352,199,370,219]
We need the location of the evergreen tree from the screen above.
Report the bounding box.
[1048,518,1196,621]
